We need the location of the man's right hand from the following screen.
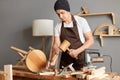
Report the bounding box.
[46,59,57,69]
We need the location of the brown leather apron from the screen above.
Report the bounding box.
[60,15,85,70]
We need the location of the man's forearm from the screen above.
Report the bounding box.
[77,39,94,54]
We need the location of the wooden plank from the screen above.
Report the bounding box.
[4,64,13,80]
[87,74,108,80]
[90,67,106,74]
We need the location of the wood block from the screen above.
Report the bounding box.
[0,71,5,80]
[90,67,106,74]
[4,64,13,80]
[86,73,108,80]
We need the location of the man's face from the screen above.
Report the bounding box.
[55,9,70,22]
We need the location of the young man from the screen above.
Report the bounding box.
[49,0,94,70]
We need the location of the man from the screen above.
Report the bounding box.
[49,0,94,70]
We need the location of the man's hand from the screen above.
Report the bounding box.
[68,49,79,59]
[46,60,56,69]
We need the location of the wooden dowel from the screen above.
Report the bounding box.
[10,46,28,54]
[28,46,35,51]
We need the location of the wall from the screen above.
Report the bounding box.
[0,0,120,73]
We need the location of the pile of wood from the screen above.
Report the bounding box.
[85,67,108,80]
[106,72,120,80]
[71,66,120,80]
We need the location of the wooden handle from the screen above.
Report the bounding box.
[28,46,35,51]
[92,57,104,62]
[51,53,59,62]
[10,46,28,54]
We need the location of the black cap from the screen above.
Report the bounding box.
[54,0,70,12]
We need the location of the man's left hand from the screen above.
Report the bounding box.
[68,49,79,59]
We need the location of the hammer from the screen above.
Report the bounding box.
[59,40,70,52]
[51,40,71,61]
[49,40,71,69]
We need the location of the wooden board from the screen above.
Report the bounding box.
[13,70,77,80]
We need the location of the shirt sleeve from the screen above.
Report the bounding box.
[75,15,91,43]
[54,23,62,36]
[81,17,91,33]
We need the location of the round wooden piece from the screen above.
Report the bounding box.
[26,50,47,72]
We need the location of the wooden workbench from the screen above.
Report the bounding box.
[13,70,78,80]
[1,68,120,80]
[12,70,120,80]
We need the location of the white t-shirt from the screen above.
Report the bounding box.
[54,15,91,43]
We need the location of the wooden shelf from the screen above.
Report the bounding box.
[77,12,115,24]
[77,12,113,16]
[101,34,120,37]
